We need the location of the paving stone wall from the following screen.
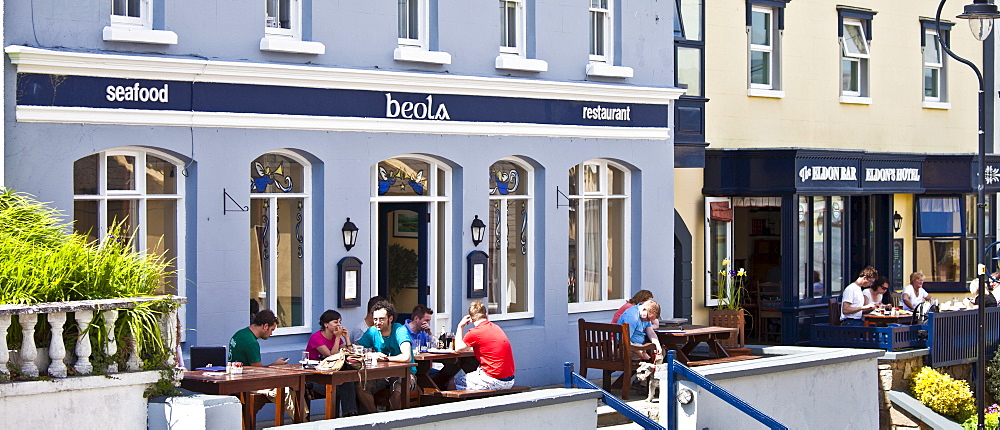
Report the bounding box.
[877,355,972,430]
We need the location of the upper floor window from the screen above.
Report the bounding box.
[838,7,876,102]
[398,0,426,48]
[500,1,525,55]
[104,0,178,44]
[260,0,324,54]
[73,148,185,295]
[250,151,312,333]
[589,0,611,63]
[921,19,952,107]
[748,4,785,95]
[488,159,534,319]
[567,160,630,310]
[675,0,704,97]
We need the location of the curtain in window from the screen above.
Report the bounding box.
[584,199,601,302]
[919,197,961,235]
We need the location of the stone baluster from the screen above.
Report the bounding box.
[161,308,178,368]
[103,310,118,373]
[46,312,68,378]
[74,310,94,375]
[0,315,10,378]
[19,313,39,377]
[124,322,140,371]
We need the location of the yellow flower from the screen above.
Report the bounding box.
[722,259,730,266]
[737,268,747,277]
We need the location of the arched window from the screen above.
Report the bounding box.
[567,160,629,307]
[488,158,533,318]
[73,148,184,295]
[250,151,311,331]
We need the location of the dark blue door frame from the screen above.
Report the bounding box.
[378,202,429,321]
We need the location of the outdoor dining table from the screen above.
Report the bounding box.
[181,366,306,430]
[654,325,738,365]
[272,361,416,419]
[864,312,915,327]
[413,349,478,391]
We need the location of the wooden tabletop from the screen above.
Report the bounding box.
[414,350,476,361]
[654,325,738,337]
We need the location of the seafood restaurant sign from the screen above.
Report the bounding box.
[16,73,669,128]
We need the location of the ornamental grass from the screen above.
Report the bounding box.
[0,189,176,372]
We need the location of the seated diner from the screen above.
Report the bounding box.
[453,300,516,390]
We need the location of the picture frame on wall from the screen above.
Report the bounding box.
[393,211,419,238]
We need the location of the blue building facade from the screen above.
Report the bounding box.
[4,0,682,387]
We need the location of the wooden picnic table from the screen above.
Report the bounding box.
[272,361,416,419]
[413,350,478,391]
[654,325,740,365]
[181,366,306,430]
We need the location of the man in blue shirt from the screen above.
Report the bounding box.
[355,301,414,412]
[617,300,663,361]
[404,304,434,349]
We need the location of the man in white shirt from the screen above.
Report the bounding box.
[841,266,879,326]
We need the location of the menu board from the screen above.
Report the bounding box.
[892,238,904,290]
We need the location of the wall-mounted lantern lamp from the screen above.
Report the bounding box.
[892,211,903,233]
[342,218,359,251]
[470,215,486,247]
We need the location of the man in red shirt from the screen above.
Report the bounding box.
[453,300,515,390]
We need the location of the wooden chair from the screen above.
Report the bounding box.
[828,297,841,326]
[578,319,656,400]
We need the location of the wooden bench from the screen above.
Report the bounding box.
[420,386,530,405]
[686,355,761,367]
[578,319,657,400]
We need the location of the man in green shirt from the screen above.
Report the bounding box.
[228,309,288,366]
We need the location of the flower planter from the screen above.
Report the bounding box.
[708,308,746,348]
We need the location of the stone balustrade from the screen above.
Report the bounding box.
[0,296,186,378]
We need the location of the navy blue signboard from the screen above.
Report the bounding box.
[16,73,669,128]
[861,158,924,193]
[793,157,860,190]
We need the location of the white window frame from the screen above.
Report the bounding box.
[499,0,526,56]
[589,0,612,63]
[487,158,534,321]
[369,155,454,335]
[250,150,313,336]
[398,0,428,49]
[568,160,631,313]
[749,6,775,90]
[111,0,152,29]
[264,0,301,39]
[104,0,178,44]
[703,197,733,307]
[840,19,870,98]
[72,147,187,337]
[923,28,945,103]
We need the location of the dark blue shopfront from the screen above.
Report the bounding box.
[704,149,1000,345]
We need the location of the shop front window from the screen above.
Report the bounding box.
[488,159,533,318]
[568,160,629,309]
[915,195,995,291]
[797,195,846,300]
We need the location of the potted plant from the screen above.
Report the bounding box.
[709,259,749,349]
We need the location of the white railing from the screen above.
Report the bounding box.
[0,296,186,378]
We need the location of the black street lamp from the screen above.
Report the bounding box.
[935,1,1000,428]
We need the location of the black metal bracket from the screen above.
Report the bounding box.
[223,188,249,214]
[556,186,571,209]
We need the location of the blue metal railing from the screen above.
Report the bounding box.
[563,351,786,429]
[563,362,665,430]
[665,350,787,430]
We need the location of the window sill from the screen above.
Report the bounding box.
[922,101,951,110]
[839,95,872,105]
[586,62,634,78]
[102,26,178,45]
[748,88,785,98]
[394,46,452,65]
[259,37,326,55]
[568,301,623,314]
[495,55,548,72]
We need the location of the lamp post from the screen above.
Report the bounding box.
[935,1,1000,428]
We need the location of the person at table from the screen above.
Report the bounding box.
[228,309,301,418]
[616,300,663,361]
[305,310,359,417]
[841,266,879,326]
[355,300,416,413]
[351,295,387,343]
[453,300,516,390]
[965,278,998,309]
[863,277,890,311]
[902,271,930,311]
[611,290,659,328]
[404,304,434,349]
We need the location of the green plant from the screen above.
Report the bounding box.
[962,412,999,430]
[143,369,183,399]
[387,243,418,297]
[911,366,976,421]
[714,259,748,311]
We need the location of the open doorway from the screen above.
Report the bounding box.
[378,203,428,322]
